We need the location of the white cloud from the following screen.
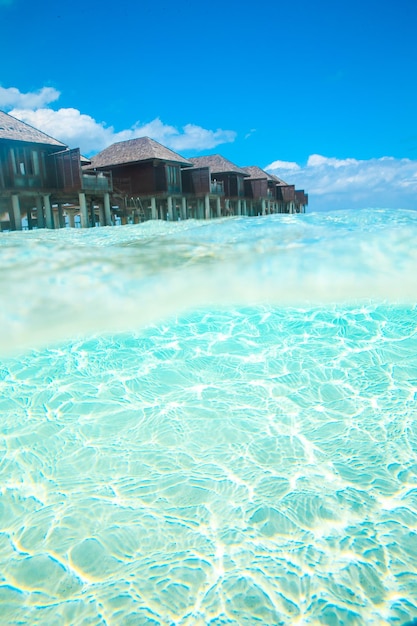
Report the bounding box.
[9,107,121,153]
[168,124,236,151]
[0,86,60,109]
[244,128,257,139]
[306,154,359,168]
[266,154,417,211]
[266,159,300,171]
[10,107,236,155]
[3,85,236,156]
[9,107,236,156]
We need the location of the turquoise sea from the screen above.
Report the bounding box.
[0,209,417,625]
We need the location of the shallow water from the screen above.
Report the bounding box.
[1,210,417,625]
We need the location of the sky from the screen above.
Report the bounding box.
[1,0,417,211]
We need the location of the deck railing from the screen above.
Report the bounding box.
[82,171,113,192]
[210,180,224,194]
[12,175,42,189]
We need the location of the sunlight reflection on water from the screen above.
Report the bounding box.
[1,211,417,624]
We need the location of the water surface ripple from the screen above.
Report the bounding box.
[1,210,417,624]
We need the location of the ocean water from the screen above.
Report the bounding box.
[0,209,417,625]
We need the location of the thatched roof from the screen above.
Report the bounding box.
[264,171,289,186]
[243,165,281,182]
[87,137,192,169]
[270,174,289,186]
[0,110,67,148]
[189,155,249,176]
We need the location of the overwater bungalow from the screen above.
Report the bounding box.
[180,160,224,219]
[243,166,307,214]
[243,166,281,215]
[0,110,113,231]
[86,143,264,222]
[275,182,308,213]
[85,137,193,223]
[295,189,308,213]
[187,155,250,217]
[0,110,308,231]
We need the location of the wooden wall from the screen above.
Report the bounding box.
[0,141,65,191]
[244,178,268,199]
[213,173,245,198]
[276,185,296,202]
[182,167,210,194]
[110,162,156,195]
[52,148,82,191]
[295,190,308,205]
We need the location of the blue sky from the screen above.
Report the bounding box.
[1,0,417,211]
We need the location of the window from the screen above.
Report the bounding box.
[10,148,17,174]
[31,151,40,176]
[11,147,37,176]
[166,165,179,187]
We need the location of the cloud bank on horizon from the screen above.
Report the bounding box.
[266,154,417,212]
[1,85,416,212]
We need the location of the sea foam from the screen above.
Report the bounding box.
[1,209,416,354]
